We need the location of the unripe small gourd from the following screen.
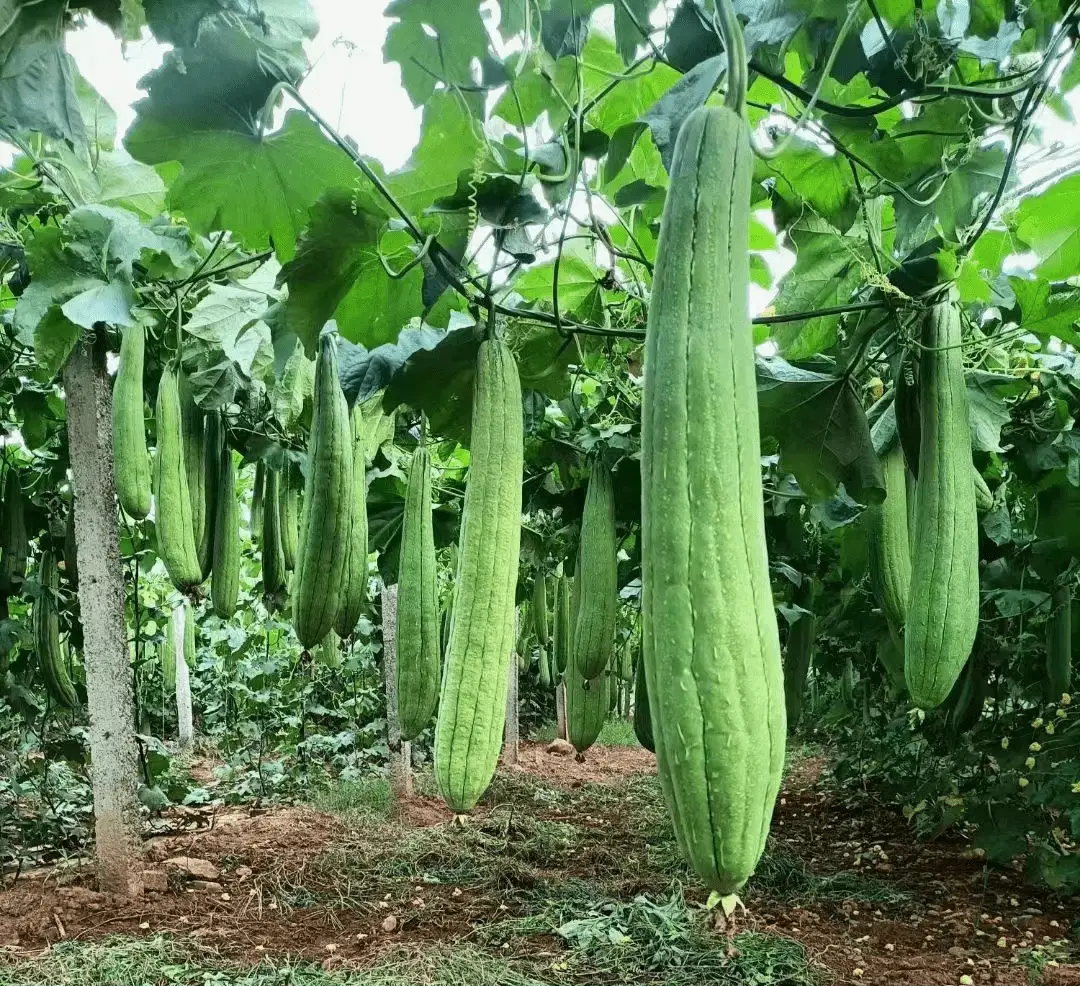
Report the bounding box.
[434,338,523,813]
[35,548,77,708]
[0,469,28,597]
[565,667,608,753]
[211,437,240,619]
[154,368,202,591]
[334,403,368,640]
[111,322,152,519]
[180,377,210,581]
[292,334,354,649]
[904,300,979,708]
[261,468,286,599]
[571,462,618,679]
[396,445,441,741]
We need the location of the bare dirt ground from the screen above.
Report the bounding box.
[0,741,1077,985]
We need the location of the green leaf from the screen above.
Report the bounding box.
[383,0,490,107]
[278,189,425,355]
[0,1,85,146]
[383,325,482,441]
[896,146,1008,245]
[513,242,602,320]
[1015,174,1080,281]
[756,137,858,234]
[126,110,356,262]
[1009,278,1080,348]
[189,360,240,410]
[132,3,313,130]
[614,0,651,62]
[271,339,313,427]
[642,55,725,171]
[337,325,445,407]
[966,386,1011,453]
[757,356,885,504]
[184,279,277,348]
[770,217,869,359]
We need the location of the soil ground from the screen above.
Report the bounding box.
[0,739,1077,986]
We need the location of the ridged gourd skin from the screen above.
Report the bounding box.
[641,104,786,895]
[35,548,78,709]
[154,368,203,590]
[533,574,549,646]
[633,655,654,752]
[571,462,618,678]
[334,403,368,639]
[111,322,152,520]
[867,438,912,641]
[396,446,441,741]
[212,442,240,618]
[316,629,341,667]
[293,334,354,649]
[251,461,265,543]
[565,667,608,752]
[280,463,299,571]
[261,468,286,598]
[552,573,570,674]
[180,377,209,580]
[538,645,552,688]
[783,578,816,730]
[161,636,175,691]
[433,338,523,814]
[0,469,28,596]
[904,300,980,708]
[1046,585,1072,700]
[199,412,222,579]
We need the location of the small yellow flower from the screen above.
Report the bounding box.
[1071,781,1080,794]
[1025,756,1036,769]
[1001,738,1010,749]
[1019,777,1030,788]
[1032,717,1044,728]
[1062,693,1072,705]
[1045,721,1056,735]
[1030,742,1042,752]
[1056,708,1068,719]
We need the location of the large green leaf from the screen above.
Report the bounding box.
[1009,278,1080,348]
[14,206,191,374]
[757,356,885,504]
[132,1,313,131]
[514,242,603,321]
[1015,174,1080,281]
[389,92,484,218]
[756,137,858,233]
[383,0,490,107]
[278,189,426,355]
[0,1,85,146]
[126,110,357,262]
[770,217,869,359]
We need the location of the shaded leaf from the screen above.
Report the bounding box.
[757,356,885,503]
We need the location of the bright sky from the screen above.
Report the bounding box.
[69,2,423,171]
